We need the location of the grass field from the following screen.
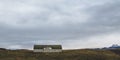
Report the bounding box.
[0,49,120,60]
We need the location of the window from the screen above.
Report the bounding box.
[44,47,52,50]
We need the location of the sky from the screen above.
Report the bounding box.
[0,0,120,49]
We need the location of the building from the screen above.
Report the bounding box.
[33,45,62,52]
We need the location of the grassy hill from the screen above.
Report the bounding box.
[0,49,120,60]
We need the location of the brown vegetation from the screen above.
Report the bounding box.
[0,49,120,60]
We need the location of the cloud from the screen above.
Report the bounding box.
[63,32,120,49]
[0,0,89,28]
[0,0,120,49]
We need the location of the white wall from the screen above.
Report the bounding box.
[34,49,62,52]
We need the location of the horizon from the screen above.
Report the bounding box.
[0,0,120,49]
[1,43,119,50]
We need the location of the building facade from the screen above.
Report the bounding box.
[33,45,62,52]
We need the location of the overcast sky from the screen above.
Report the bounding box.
[0,0,120,49]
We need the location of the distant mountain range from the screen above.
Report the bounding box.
[109,44,120,48]
[102,44,120,49]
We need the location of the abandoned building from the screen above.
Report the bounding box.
[33,45,62,52]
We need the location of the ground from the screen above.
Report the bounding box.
[0,49,120,60]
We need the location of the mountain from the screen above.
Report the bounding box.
[102,44,120,50]
[109,44,120,49]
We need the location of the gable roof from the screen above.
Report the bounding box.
[34,45,62,49]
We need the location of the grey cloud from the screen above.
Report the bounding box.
[87,0,120,30]
[0,0,120,49]
[76,0,120,39]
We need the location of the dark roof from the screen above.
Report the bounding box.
[34,45,62,49]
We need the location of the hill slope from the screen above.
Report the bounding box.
[0,49,120,60]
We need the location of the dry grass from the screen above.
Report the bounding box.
[0,49,120,60]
